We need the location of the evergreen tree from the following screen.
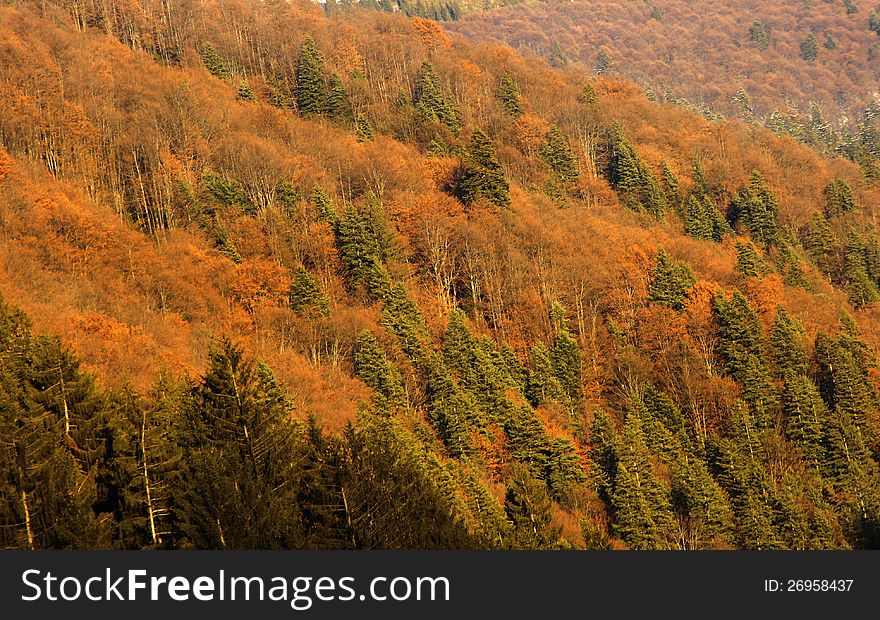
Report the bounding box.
[355,113,374,142]
[611,412,677,549]
[712,290,765,381]
[326,73,352,120]
[735,241,770,278]
[296,35,327,116]
[580,82,598,105]
[505,465,560,549]
[200,42,231,79]
[648,248,696,311]
[172,340,307,548]
[496,74,523,116]
[414,60,461,134]
[289,267,331,317]
[237,81,254,101]
[769,307,807,377]
[844,232,880,307]
[800,33,819,61]
[728,171,780,248]
[267,72,292,109]
[596,49,613,74]
[607,125,667,218]
[453,128,510,208]
[540,126,579,184]
[803,211,837,277]
[354,331,406,410]
[661,162,681,212]
[824,178,856,217]
[750,20,770,51]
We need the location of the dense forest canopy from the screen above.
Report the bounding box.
[1,0,880,549]
[448,0,880,145]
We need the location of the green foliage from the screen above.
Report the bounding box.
[580,82,598,105]
[824,178,856,217]
[712,290,765,382]
[505,465,561,549]
[289,267,330,317]
[334,197,397,294]
[540,126,579,184]
[800,33,819,61]
[750,20,769,50]
[496,74,523,116]
[769,307,807,376]
[326,73,352,120]
[844,232,880,307]
[803,211,837,276]
[311,186,336,222]
[684,195,729,242]
[728,171,780,248]
[296,35,327,116]
[453,128,510,208]
[607,125,667,218]
[648,248,696,311]
[200,42,231,79]
[354,331,406,410]
[735,241,770,278]
[236,81,254,101]
[355,113,374,142]
[596,49,613,74]
[414,60,462,134]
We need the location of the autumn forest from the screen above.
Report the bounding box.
[2,0,880,550]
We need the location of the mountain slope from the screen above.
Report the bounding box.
[1,0,880,549]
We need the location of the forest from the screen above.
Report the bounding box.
[449,0,880,158]
[1,0,880,549]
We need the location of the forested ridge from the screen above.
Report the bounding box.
[449,0,880,159]
[2,0,880,549]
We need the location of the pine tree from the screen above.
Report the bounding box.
[648,248,696,311]
[735,241,770,278]
[661,162,681,212]
[596,49,613,74]
[803,211,837,277]
[505,465,560,549]
[750,21,769,51]
[200,42,231,79]
[496,74,523,116]
[540,126,579,184]
[607,125,667,218]
[326,73,352,120]
[237,81,254,101]
[414,60,461,134]
[824,178,856,217]
[580,82,598,105]
[728,171,780,248]
[289,267,331,317]
[844,232,880,307]
[267,72,292,109]
[354,331,406,410]
[800,33,819,61]
[712,290,765,381]
[355,113,374,142]
[611,412,677,549]
[769,307,807,377]
[311,186,336,222]
[172,340,307,548]
[296,35,327,116]
[453,128,510,208]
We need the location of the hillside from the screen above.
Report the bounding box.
[448,0,880,134]
[2,0,880,550]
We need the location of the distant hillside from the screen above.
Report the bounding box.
[448,0,880,129]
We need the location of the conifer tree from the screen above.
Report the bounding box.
[200,42,231,79]
[540,126,579,184]
[844,232,880,307]
[803,211,837,277]
[580,82,598,105]
[237,81,254,101]
[453,128,510,208]
[824,179,856,217]
[769,307,807,377]
[728,171,780,248]
[712,290,765,381]
[173,340,307,548]
[505,465,560,549]
[326,73,352,120]
[414,60,461,134]
[296,35,327,116]
[800,33,819,61]
[750,21,770,51]
[354,331,406,410]
[355,113,374,142]
[289,267,331,317]
[648,248,696,311]
[496,74,523,116]
[596,49,613,74]
[735,241,770,278]
[607,125,667,218]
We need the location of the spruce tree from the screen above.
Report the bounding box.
[728,171,780,248]
[296,35,327,116]
[607,125,667,218]
[326,73,352,120]
[237,81,254,101]
[453,128,510,208]
[824,178,856,217]
[769,307,807,377]
[200,42,231,79]
[712,290,765,381]
[496,74,523,116]
[800,33,819,61]
[414,60,461,134]
[750,21,770,51]
[354,331,406,410]
[803,211,837,277]
[648,248,696,311]
[505,465,560,549]
[355,113,374,142]
[540,126,579,184]
[289,267,331,317]
[735,241,770,278]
